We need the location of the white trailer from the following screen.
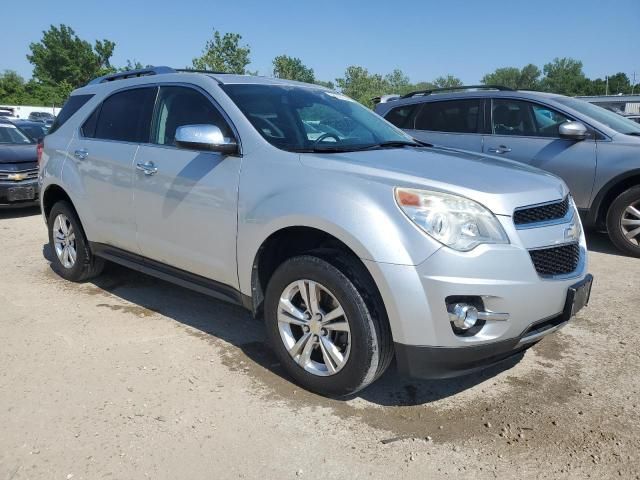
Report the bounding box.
[0,104,59,120]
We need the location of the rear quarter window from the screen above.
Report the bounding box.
[414,99,482,134]
[48,94,94,134]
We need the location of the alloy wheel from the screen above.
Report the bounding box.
[277,279,351,376]
[53,214,77,269]
[621,200,640,246]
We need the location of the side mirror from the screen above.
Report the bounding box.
[175,124,238,154]
[559,121,588,141]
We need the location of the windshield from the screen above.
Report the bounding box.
[0,124,33,144]
[556,97,640,136]
[221,84,417,152]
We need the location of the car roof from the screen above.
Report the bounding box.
[12,119,45,126]
[73,66,330,96]
[378,89,566,110]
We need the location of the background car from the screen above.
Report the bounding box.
[0,108,19,121]
[0,118,40,206]
[11,119,48,142]
[375,86,640,257]
[28,111,56,127]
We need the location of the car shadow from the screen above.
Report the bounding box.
[586,230,626,257]
[42,243,523,406]
[0,205,40,219]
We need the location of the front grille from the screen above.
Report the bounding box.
[0,169,38,181]
[514,196,569,226]
[529,243,580,277]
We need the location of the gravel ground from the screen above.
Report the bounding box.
[1,207,639,479]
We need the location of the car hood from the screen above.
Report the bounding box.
[299,146,569,216]
[0,144,37,164]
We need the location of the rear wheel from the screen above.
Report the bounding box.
[264,254,392,397]
[607,186,640,257]
[48,201,104,281]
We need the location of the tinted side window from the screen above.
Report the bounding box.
[81,106,100,138]
[48,94,94,134]
[94,87,157,142]
[492,99,572,138]
[152,86,232,146]
[384,104,418,129]
[530,104,571,137]
[414,99,481,133]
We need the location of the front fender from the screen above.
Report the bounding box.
[236,179,440,296]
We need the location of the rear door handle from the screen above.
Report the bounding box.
[136,161,158,176]
[74,148,88,160]
[487,145,512,154]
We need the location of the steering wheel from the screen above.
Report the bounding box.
[313,133,341,146]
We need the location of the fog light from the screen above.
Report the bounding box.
[449,303,479,330]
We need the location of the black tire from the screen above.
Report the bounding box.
[606,186,640,257]
[47,200,104,281]
[264,254,393,397]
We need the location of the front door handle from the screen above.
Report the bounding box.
[487,145,512,154]
[136,161,158,176]
[74,148,88,160]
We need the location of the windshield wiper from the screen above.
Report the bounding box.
[358,140,428,150]
[626,132,640,137]
[290,146,364,153]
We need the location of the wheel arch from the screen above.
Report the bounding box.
[42,183,75,220]
[248,226,389,328]
[589,169,640,228]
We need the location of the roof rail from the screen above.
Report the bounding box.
[400,85,513,99]
[87,66,176,85]
[175,68,229,75]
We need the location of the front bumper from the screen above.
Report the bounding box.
[363,213,591,378]
[394,296,584,379]
[0,179,39,206]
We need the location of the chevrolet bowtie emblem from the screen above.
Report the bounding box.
[7,173,27,181]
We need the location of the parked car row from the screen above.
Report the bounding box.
[37,67,593,396]
[374,86,640,257]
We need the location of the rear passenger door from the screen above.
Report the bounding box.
[391,98,484,152]
[482,98,597,209]
[68,86,157,251]
[133,85,242,288]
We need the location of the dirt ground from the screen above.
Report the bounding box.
[0,207,638,480]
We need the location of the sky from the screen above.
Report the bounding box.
[2,0,639,85]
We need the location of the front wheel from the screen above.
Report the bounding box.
[264,255,392,397]
[606,186,640,257]
[47,201,104,281]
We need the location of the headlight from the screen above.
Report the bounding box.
[395,188,509,251]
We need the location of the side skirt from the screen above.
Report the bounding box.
[90,242,253,310]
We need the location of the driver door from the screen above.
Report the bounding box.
[133,85,242,288]
[483,98,597,208]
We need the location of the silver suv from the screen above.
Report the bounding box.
[39,68,592,396]
[374,86,640,257]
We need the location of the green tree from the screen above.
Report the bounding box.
[0,71,28,104]
[384,69,414,96]
[481,64,541,90]
[192,29,251,74]
[606,72,631,95]
[541,57,587,95]
[119,59,149,72]
[335,66,388,107]
[432,75,463,89]
[27,24,115,88]
[314,79,335,89]
[272,55,315,83]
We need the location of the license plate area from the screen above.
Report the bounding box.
[562,274,593,321]
[7,186,36,202]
